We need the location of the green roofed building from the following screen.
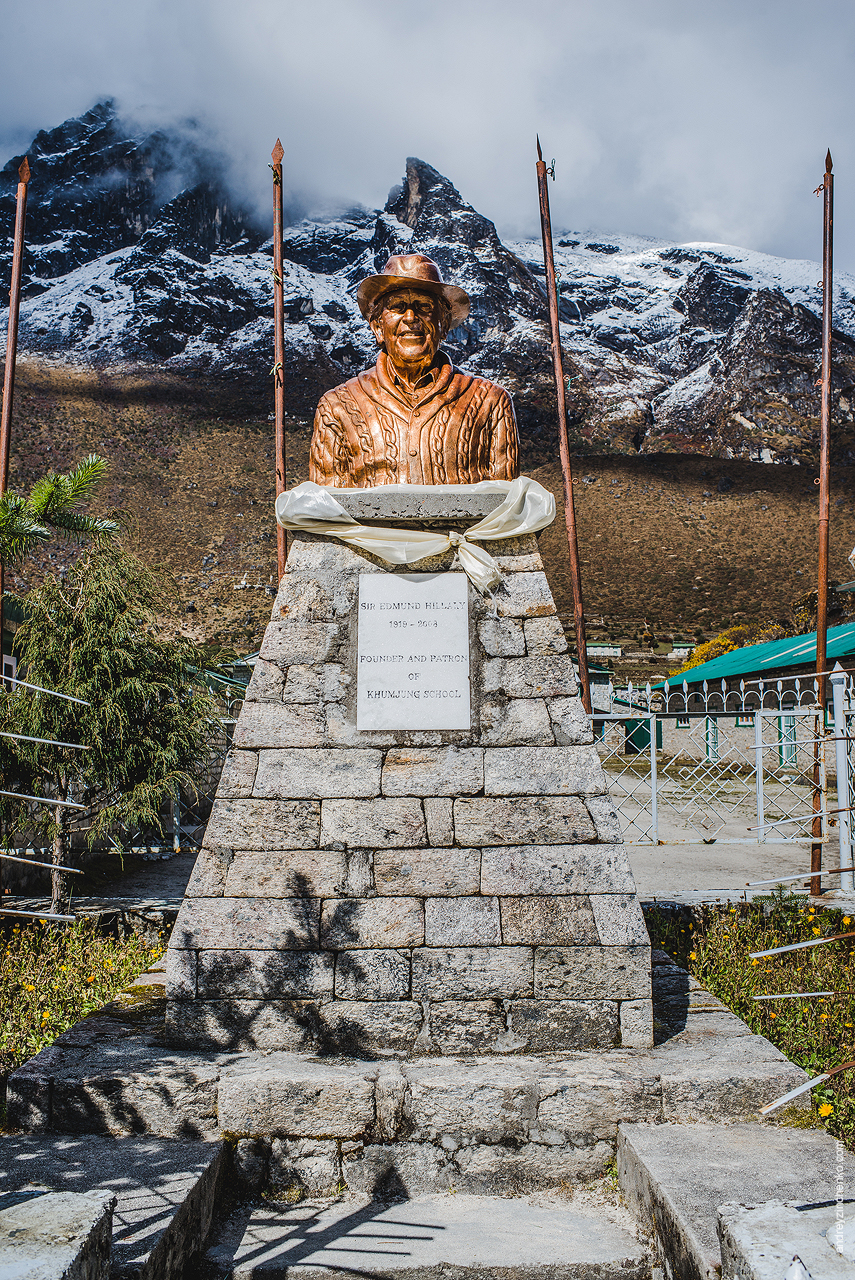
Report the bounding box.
[654,622,855,722]
[661,623,855,692]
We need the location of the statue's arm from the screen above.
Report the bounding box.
[309,397,349,485]
[489,389,520,481]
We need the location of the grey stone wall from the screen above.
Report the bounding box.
[166,513,651,1053]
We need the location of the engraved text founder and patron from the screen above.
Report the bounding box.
[309,254,519,487]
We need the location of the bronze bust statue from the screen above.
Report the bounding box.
[309,254,520,487]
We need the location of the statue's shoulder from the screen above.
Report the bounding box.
[316,369,374,416]
[449,365,513,407]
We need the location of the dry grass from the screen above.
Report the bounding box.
[646,897,855,1149]
[7,360,853,647]
[531,453,855,637]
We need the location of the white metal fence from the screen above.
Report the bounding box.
[592,664,855,893]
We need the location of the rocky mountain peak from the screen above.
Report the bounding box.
[5,102,855,465]
[378,155,545,336]
[387,158,480,238]
[129,183,258,265]
[0,100,251,291]
[673,262,752,332]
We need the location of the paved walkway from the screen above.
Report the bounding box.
[628,839,855,910]
[6,838,854,916]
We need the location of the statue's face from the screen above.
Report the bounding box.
[370,288,442,372]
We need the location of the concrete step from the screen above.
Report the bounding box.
[0,1134,226,1279]
[617,1121,855,1280]
[202,1190,652,1279]
[718,1198,855,1279]
[5,956,810,1201]
[0,1189,114,1280]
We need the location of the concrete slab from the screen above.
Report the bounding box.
[0,1189,114,1280]
[630,840,855,910]
[334,488,506,523]
[629,840,812,903]
[0,1134,227,1279]
[6,957,807,1206]
[618,1122,855,1280]
[718,1199,855,1279]
[203,1191,651,1279]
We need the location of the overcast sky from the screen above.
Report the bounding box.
[2,0,854,269]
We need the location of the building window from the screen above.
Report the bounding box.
[677,715,690,728]
[1,654,16,692]
[705,717,719,762]
[735,713,753,727]
[779,714,797,766]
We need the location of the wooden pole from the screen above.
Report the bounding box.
[0,156,30,656]
[535,139,591,713]
[271,140,287,580]
[812,149,833,896]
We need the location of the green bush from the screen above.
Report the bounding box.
[0,919,163,1076]
[646,895,855,1147]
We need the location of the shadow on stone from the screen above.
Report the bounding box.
[651,956,690,1044]
[167,870,385,1059]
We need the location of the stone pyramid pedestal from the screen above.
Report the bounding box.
[166,487,651,1055]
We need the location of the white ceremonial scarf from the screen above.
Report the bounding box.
[274,476,556,595]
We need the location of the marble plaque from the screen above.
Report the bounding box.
[357,573,470,730]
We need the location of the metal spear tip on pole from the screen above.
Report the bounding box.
[826,148,833,173]
[18,156,30,185]
[272,139,284,166]
[536,135,543,163]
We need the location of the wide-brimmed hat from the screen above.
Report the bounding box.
[357,254,470,326]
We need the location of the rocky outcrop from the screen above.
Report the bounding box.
[4,101,855,464]
[647,289,855,464]
[0,101,256,293]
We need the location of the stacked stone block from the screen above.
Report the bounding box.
[166,494,651,1053]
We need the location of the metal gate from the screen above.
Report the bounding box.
[590,669,855,868]
[593,708,827,847]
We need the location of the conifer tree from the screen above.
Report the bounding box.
[0,546,217,911]
[0,453,119,567]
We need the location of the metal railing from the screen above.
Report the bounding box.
[596,672,838,716]
[592,666,855,894]
[593,706,828,848]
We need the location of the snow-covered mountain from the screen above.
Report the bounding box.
[3,102,855,465]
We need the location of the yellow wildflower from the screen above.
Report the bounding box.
[689,952,697,961]
[844,917,852,926]
[818,1103,833,1117]
[812,927,821,936]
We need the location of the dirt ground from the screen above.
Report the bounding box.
[6,359,855,649]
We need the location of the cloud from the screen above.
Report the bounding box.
[2,0,854,267]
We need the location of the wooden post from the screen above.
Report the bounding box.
[271,140,288,580]
[0,157,30,655]
[535,140,591,713]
